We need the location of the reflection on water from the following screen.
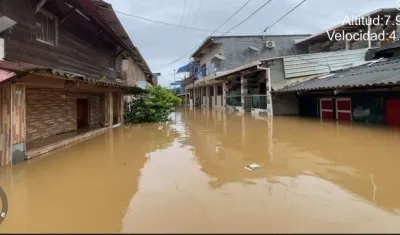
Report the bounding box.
[1,108,400,233]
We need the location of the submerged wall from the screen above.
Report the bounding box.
[298,91,400,124]
[26,90,104,142]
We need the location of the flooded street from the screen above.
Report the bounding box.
[1,108,400,233]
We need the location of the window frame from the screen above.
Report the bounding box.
[36,9,58,47]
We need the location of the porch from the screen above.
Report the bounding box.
[0,70,136,167]
[225,69,269,115]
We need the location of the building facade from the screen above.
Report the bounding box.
[0,0,152,166]
[182,8,399,118]
[182,34,310,109]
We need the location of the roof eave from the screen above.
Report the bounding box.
[191,37,215,58]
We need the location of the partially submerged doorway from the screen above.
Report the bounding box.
[77,98,89,128]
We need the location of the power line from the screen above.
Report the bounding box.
[185,0,194,28]
[153,0,308,71]
[261,0,307,34]
[150,0,254,69]
[191,0,203,27]
[213,0,253,35]
[180,0,187,25]
[114,10,220,34]
[221,0,273,36]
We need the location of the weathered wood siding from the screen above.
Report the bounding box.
[119,93,124,124]
[0,84,26,166]
[122,57,147,86]
[12,84,25,144]
[2,0,123,81]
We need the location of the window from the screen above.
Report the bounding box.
[36,10,57,46]
[200,64,207,77]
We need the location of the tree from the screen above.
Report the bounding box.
[124,85,181,124]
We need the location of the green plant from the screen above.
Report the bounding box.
[124,85,181,124]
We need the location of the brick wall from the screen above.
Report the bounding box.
[26,91,76,142]
[26,90,104,142]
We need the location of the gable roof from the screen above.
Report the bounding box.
[92,1,152,76]
[69,0,152,80]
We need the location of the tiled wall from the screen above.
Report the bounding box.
[26,90,104,142]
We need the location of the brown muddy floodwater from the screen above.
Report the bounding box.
[1,108,400,233]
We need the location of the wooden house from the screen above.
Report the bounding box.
[0,0,153,166]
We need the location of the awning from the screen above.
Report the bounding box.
[0,69,16,83]
[177,62,193,73]
[214,54,225,60]
[248,46,259,51]
[170,81,183,86]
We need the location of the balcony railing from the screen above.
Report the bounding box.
[226,95,241,107]
[251,95,267,109]
[190,64,219,79]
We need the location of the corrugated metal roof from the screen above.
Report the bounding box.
[0,60,45,84]
[282,48,368,78]
[49,69,141,89]
[0,60,44,72]
[276,58,400,92]
[194,60,261,85]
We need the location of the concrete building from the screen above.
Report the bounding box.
[182,8,399,117]
[181,34,311,109]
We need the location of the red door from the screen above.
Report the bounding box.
[336,98,352,122]
[385,99,400,127]
[320,98,334,120]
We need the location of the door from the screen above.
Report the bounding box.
[319,98,334,120]
[336,98,352,122]
[385,99,400,127]
[77,98,89,128]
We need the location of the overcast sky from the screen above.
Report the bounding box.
[106,0,395,87]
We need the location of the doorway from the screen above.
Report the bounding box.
[77,98,89,128]
[335,98,352,122]
[319,98,334,120]
[385,99,400,127]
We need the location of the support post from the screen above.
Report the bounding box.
[266,68,273,117]
[222,81,226,107]
[104,92,113,128]
[213,83,217,108]
[240,75,247,108]
[0,84,26,166]
[200,86,203,107]
[119,93,124,125]
[205,86,210,108]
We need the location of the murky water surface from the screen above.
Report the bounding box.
[1,108,400,233]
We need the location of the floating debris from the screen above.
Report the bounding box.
[244,163,261,171]
[1,212,5,217]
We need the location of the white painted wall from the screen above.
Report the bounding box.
[199,43,223,68]
[217,95,222,108]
